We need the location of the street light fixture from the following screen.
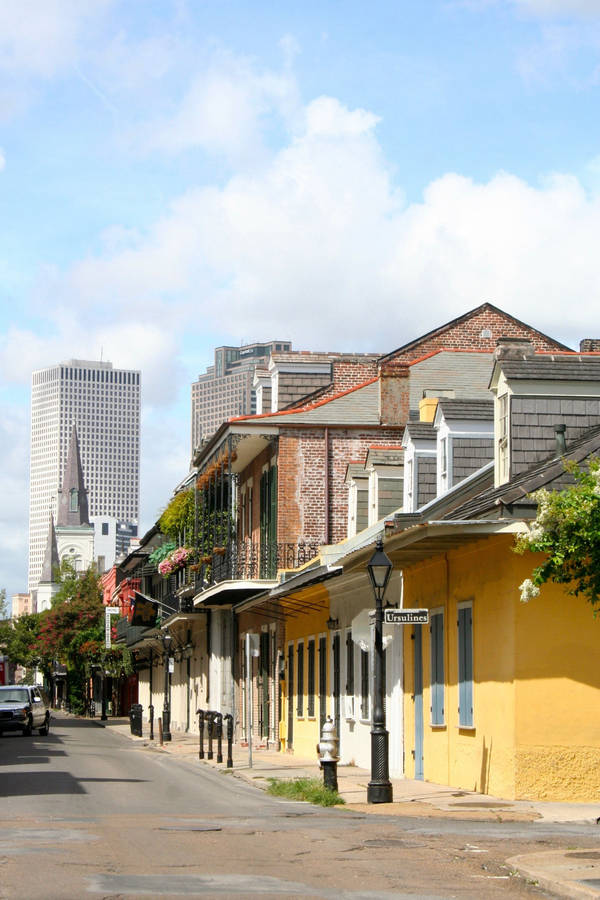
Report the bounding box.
[162,633,172,742]
[366,538,393,804]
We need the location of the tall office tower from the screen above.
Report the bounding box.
[191,340,291,452]
[28,359,141,591]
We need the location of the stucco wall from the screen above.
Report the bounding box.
[401,533,600,801]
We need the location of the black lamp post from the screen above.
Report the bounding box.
[366,538,393,804]
[162,633,172,742]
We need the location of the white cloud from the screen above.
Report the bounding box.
[130,49,300,164]
[36,94,600,355]
[0,0,113,78]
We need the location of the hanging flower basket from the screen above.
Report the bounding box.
[158,546,195,577]
[200,555,212,565]
[213,546,226,556]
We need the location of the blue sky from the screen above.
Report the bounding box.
[2,0,600,604]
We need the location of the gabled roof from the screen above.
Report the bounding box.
[445,425,600,521]
[403,422,435,442]
[436,399,494,421]
[379,302,570,364]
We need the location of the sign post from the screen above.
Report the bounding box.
[245,633,260,768]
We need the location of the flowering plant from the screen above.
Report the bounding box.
[158,546,195,577]
[514,458,600,608]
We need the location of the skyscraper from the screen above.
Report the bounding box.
[191,340,291,452]
[28,359,141,590]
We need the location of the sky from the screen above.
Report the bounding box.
[2,0,600,605]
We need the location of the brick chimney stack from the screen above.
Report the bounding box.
[378,360,410,426]
[494,337,535,360]
[580,339,600,353]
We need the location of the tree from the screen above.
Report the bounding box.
[515,458,600,610]
[30,561,133,713]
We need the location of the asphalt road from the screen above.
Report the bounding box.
[0,714,598,899]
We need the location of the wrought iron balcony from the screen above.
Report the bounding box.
[114,616,152,647]
[195,539,319,588]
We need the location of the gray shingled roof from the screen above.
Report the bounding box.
[436,399,494,421]
[403,422,435,441]
[445,424,600,521]
[499,355,600,382]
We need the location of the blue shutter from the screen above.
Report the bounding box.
[458,606,473,727]
[430,613,444,725]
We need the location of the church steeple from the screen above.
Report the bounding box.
[40,514,59,584]
[57,425,89,527]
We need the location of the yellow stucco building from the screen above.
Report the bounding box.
[400,532,600,802]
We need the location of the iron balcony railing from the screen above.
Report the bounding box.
[196,539,319,588]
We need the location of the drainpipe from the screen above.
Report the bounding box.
[324,426,330,545]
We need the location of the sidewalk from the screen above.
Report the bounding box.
[95,716,600,899]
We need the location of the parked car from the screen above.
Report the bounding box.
[0,685,51,736]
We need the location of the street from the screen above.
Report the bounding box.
[0,714,598,899]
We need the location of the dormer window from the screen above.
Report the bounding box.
[69,489,78,512]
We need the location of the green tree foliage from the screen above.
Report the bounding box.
[22,562,134,713]
[158,490,195,542]
[0,614,43,670]
[515,458,600,609]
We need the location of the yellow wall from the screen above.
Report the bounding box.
[281,585,329,758]
[402,538,517,799]
[401,533,600,801]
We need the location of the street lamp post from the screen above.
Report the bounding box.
[366,538,393,804]
[162,633,172,742]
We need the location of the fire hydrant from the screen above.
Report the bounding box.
[318,716,339,792]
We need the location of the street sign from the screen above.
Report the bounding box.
[384,608,429,625]
[168,657,175,674]
[105,606,120,648]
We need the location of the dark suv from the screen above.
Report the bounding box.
[0,685,51,736]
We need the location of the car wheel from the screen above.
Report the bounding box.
[22,717,33,737]
[38,717,50,736]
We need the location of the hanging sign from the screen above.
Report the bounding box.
[384,608,429,625]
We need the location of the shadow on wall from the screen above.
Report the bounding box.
[479,736,492,794]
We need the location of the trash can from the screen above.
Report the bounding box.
[130,703,143,737]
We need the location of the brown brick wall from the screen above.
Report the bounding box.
[277,426,403,546]
[389,307,567,364]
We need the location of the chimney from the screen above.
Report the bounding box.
[494,337,535,360]
[419,397,438,423]
[580,339,600,353]
[555,423,567,455]
[379,360,410,426]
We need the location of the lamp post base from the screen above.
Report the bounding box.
[368,727,393,804]
[367,780,393,804]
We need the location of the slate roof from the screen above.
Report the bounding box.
[403,422,435,441]
[436,399,494,421]
[445,424,600,521]
[39,515,59,584]
[56,425,90,527]
[498,355,600,382]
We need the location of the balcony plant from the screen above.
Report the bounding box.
[158,546,195,577]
